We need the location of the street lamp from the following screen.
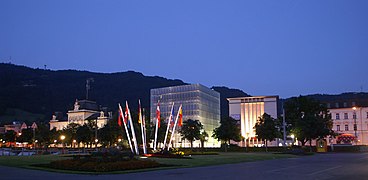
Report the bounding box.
[94,139,99,151]
[291,134,295,146]
[60,135,65,154]
[352,107,358,144]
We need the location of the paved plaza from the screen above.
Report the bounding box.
[2,153,368,180]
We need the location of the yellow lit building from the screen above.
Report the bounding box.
[228,96,279,147]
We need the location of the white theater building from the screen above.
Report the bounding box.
[228,96,279,147]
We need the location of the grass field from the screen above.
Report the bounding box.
[0,152,296,174]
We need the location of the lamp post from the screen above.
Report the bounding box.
[353,107,357,145]
[95,139,98,151]
[60,135,65,154]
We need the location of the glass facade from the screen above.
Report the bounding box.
[150,84,221,148]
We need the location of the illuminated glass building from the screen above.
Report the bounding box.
[150,84,221,148]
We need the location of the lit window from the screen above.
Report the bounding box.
[344,113,348,119]
[337,125,340,131]
[336,113,340,120]
[345,125,349,131]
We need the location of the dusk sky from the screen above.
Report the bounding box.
[1,0,367,98]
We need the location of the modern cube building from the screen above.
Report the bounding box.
[228,96,279,147]
[150,84,221,148]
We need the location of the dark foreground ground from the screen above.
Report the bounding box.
[2,153,368,180]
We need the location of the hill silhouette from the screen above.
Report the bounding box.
[0,63,186,122]
[1,63,367,124]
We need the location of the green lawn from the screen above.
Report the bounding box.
[152,152,295,168]
[0,152,296,174]
[0,154,70,168]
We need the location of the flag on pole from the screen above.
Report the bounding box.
[179,106,183,126]
[138,99,147,154]
[167,104,182,151]
[156,101,160,128]
[126,101,139,155]
[125,106,129,128]
[154,100,160,151]
[163,102,174,149]
[138,100,142,124]
[118,109,122,127]
[119,103,134,154]
[170,106,175,127]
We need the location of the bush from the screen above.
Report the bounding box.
[36,158,160,172]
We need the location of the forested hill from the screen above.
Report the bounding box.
[1,63,365,124]
[0,63,185,122]
[211,86,250,118]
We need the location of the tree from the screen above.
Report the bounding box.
[99,118,124,148]
[254,113,281,152]
[36,122,55,148]
[179,119,203,150]
[76,123,94,148]
[284,96,334,151]
[3,130,16,144]
[212,117,242,152]
[18,128,33,144]
[199,130,209,151]
[61,123,80,147]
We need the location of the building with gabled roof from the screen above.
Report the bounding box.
[50,99,111,130]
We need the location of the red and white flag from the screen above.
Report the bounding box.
[156,102,161,128]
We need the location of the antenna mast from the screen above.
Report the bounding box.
[86,78,94,100]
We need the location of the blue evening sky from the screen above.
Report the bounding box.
[1,0,367,98]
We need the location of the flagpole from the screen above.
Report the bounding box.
[154,116,159,151]
[143,108,147,154]
[154,101,160,151]
[168,104,181,151]
[126,101,139,155]
[163,102,174,150]
[118,103,134,154]
[138,100,147,154]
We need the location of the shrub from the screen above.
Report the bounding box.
[36,158,160,172]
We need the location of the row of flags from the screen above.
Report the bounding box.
[118,100,183,154]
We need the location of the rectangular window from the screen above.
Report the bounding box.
[335,103,339,108]
[337,125,340,131]
[345,125,349,131]
[366,112,368,119]
[336,113,340,120]
[344,113,348,119]
[353,112,357,119]
[343,102,347,107]
[354,124,357,131]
